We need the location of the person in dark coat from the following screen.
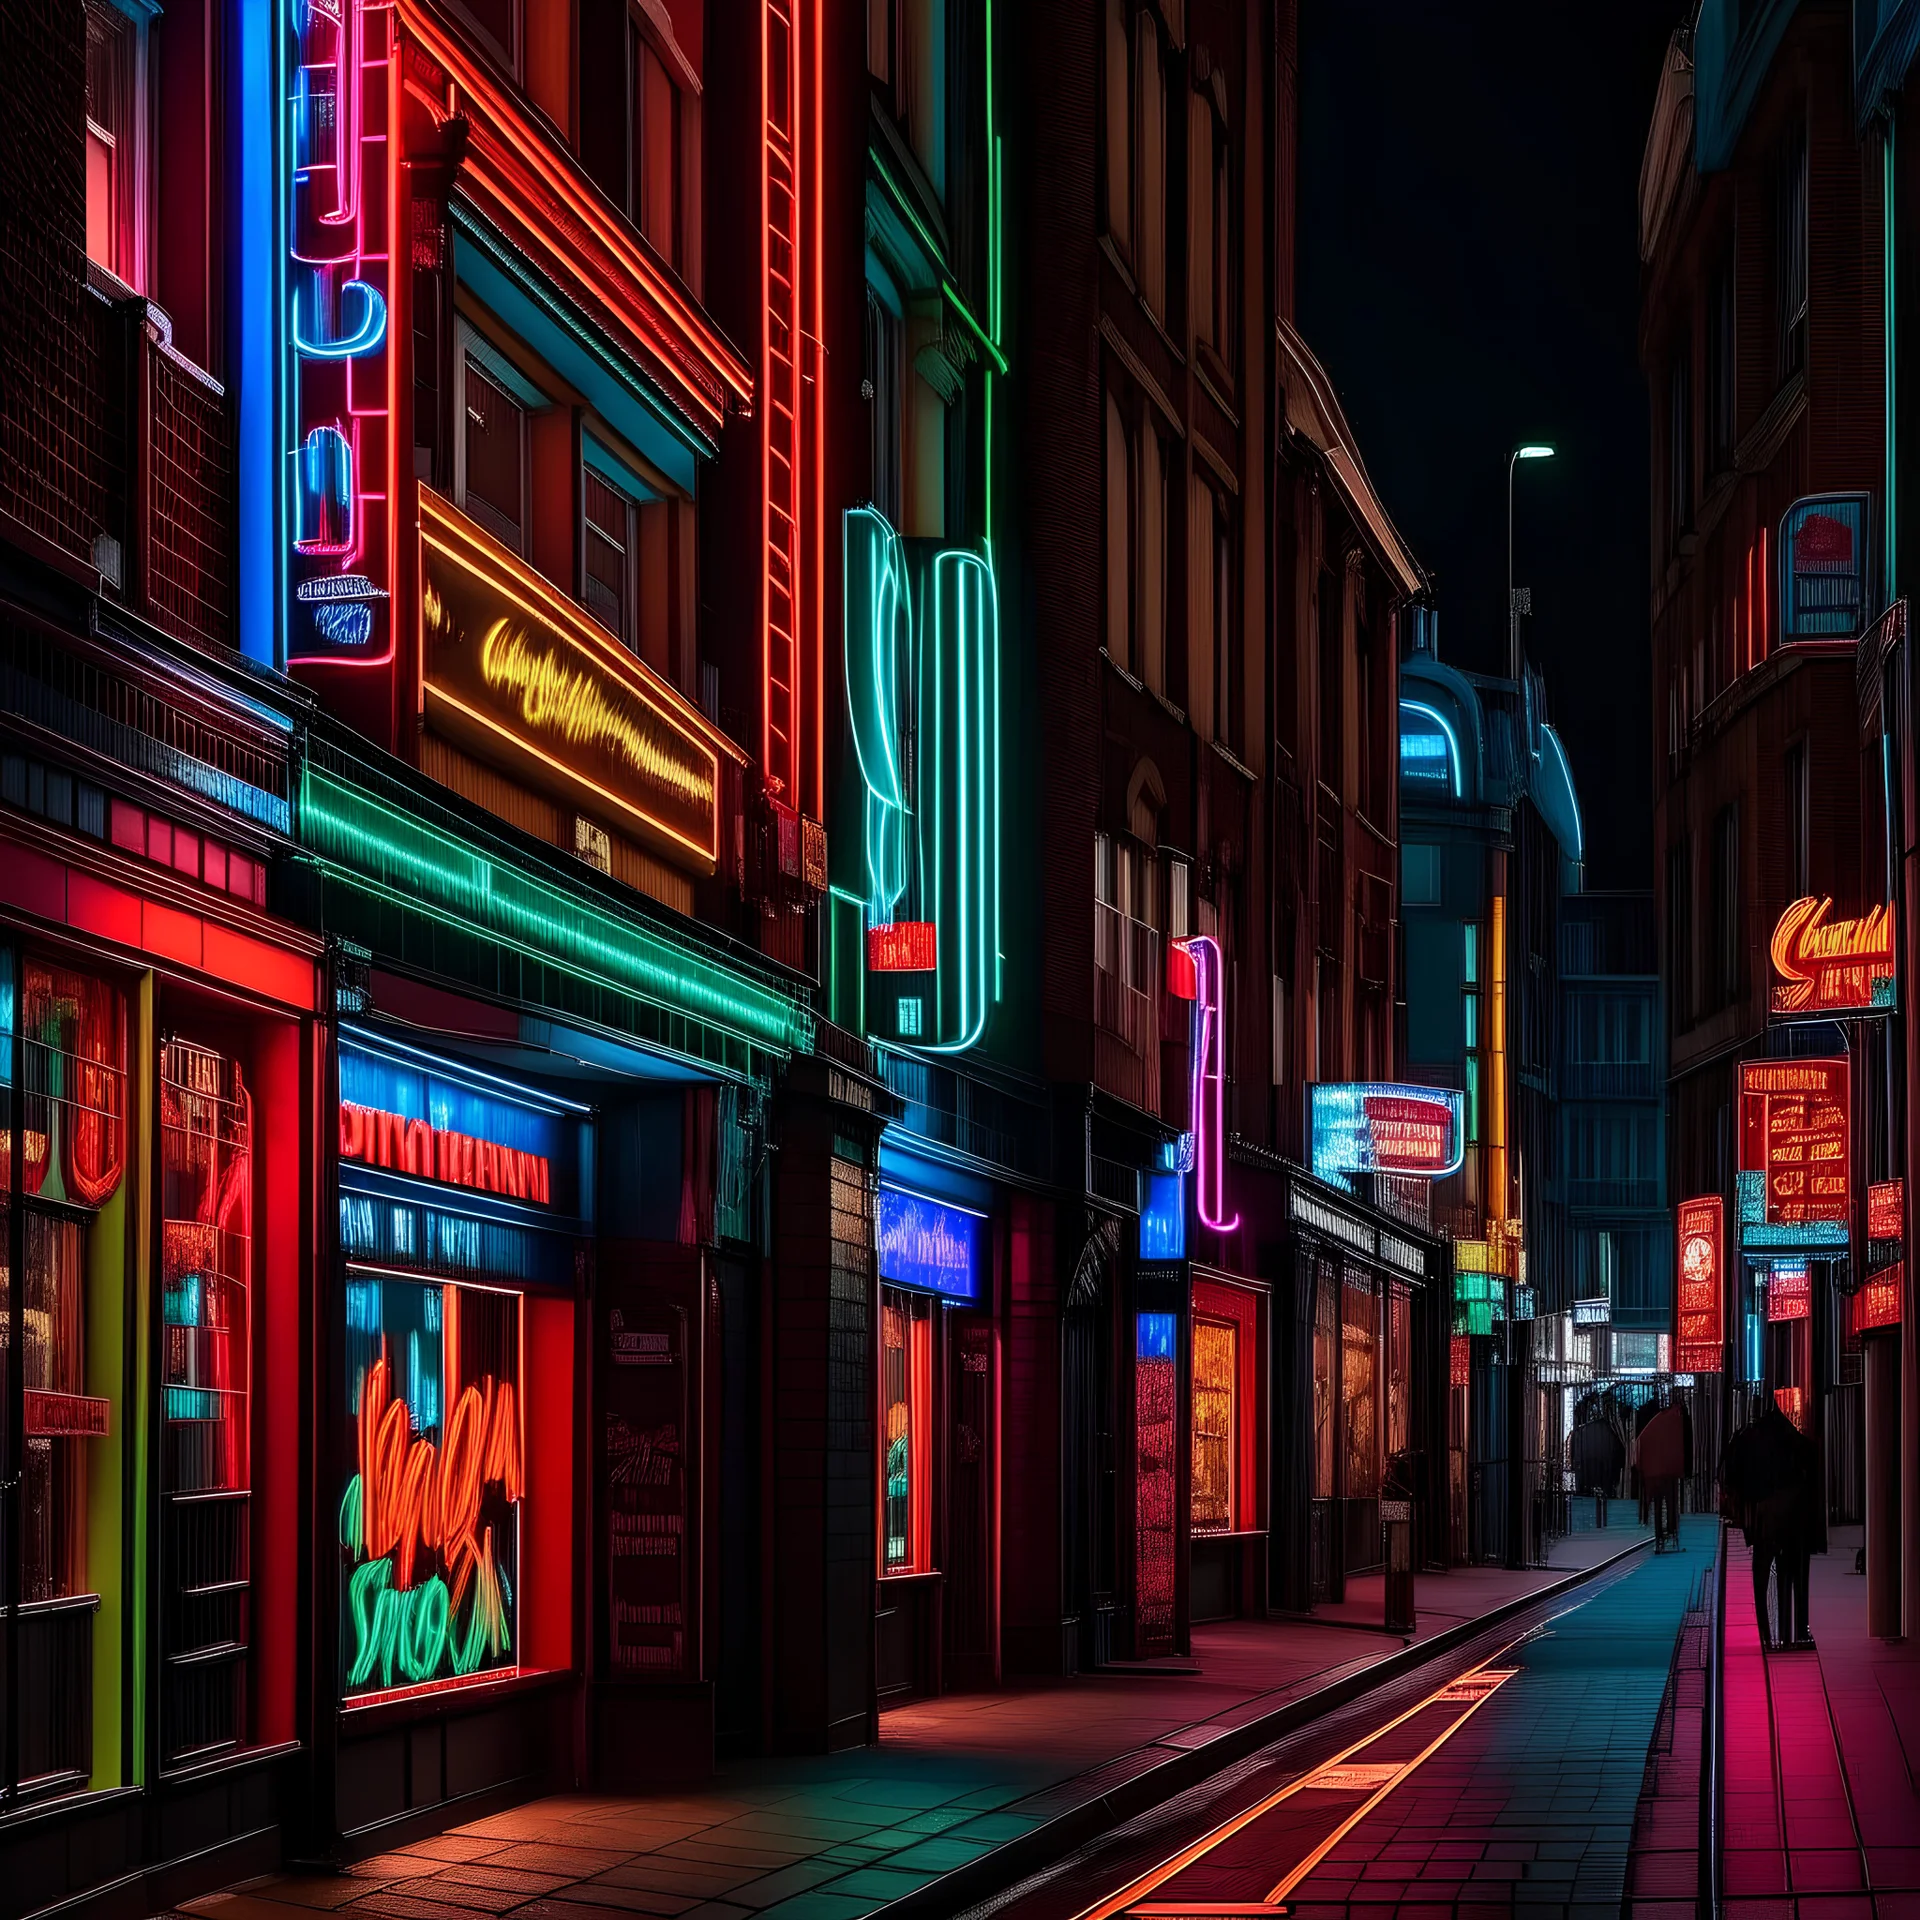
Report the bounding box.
[1639,1402,1687,1550]
[1720,1392,1825,1649]
[1570,1409,1625,1529]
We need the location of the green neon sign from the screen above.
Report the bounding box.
[299,763,812,1055]
[841,510,1001,1053]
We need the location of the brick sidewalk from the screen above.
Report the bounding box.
[172,1525,1650,1920]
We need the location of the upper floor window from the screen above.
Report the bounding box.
[1191,96,1233,367]
[866,287,905,529]
[85,0,145,289]
[1102,388,1168,696]
[583,464,636,645]
[1104,0,1167,316]
[1706,251,1735,468]
[1666,333,1692,549]
[869,0,944,197]
[454,0,520,76]
[456,332,542,555]
[1773,117,1807,381]
[1193,477,1238,752]
[579,2,702,287]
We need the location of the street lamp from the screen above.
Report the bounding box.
[1507,444,1556,680]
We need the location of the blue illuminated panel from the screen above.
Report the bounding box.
[1137,1312,1177,1361]
[1310,1082,1465,1182]
[1139,1173,1186,1262]
[877,1186,983,1302]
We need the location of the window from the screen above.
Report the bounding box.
[879,1289,933,1574]
[1191,1316,1237,1533]
[1104,391,1137,673]
[1312,1267,1337,1501]
[1202,484,1238,751]
[867,289,906,529]
[455,0,519,75]
[1103,0,1166,313]
[583,466,636,644]
[1707,252,1736,467]
[85,0,144,288]
[1192,99,1233,365]
[1710,805,1740,1004]
[413,267,448,485]
[1667,836,1693,1025]
[578,4,699,284]
[1774,117,1807,380]
[341,1272,524,1699]
[457,345,532,553]
[1318,565,1343,790]
[1341,1269,1379,1499]
[1103,0,1134,257]
[1786,739,1809,900]
[1667,336,1692,549]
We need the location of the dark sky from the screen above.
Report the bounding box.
[1298,2,1680,891]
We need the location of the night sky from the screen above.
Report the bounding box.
[1298,2,1681,891]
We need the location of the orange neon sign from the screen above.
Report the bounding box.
[1770,895,1896,1016]
[1739,1056,1850,1224]
[1675,1194,1723,1374]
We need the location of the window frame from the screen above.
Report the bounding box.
[454,324,545,557]
[84,0,149,292]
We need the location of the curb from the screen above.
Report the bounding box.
[871,1534,1655,1920]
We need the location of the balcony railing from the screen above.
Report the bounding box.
[1,280,232,655]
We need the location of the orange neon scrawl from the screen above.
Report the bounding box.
[1070,1657,1523,1919]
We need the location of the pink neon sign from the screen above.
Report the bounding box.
[288,0,393,662]
[1182,936,1239,1234]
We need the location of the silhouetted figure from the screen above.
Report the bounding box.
[1634,1397,1659,1525]
[1639,1402,1687,1550]
[1570,1410,1625,1528]
[1720,1394,1826,1649]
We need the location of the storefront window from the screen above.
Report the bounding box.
[1387,1283,1411,1458]
[2,955,127,1793]
[160,1038,254,1761]
[1342,1267,1379,1499]
[1312,1268,1337,1501]
[1191,1316,1235,1532]
[1134,1310,1177,1645]
[880,1287,933,1573]
[340,1274,524,1701]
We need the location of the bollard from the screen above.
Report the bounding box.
[1382,1497,1414,1632]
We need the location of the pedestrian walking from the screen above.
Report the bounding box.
[1719,1391,1825,1650]
[1569,1404,1624,1529]
[1638,1400,1686,1550]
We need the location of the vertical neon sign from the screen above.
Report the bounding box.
[1184,935,1238,1233]
[287,0,394,663]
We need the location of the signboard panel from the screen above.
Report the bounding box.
[422,492,734,870]
[1855,1264,1902,1332]
[1675,1194,1724,1374]
[1738,1058,1850,1225]
[1309,1083,1465,1181]
[1769,896,1895,1017]
[877,1186,983,1302]
[1869,1178,1904,1242]
[1766,1261,1812,1322]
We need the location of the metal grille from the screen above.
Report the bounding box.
[146,342,233,649]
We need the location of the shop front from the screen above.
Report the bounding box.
[1187,1269,1268,1622]
[0,687,321,1912]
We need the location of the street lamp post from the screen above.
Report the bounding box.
[1508,444,1556,680]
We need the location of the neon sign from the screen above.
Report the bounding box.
[340,1276,523,1700]
[1183,936,1238,1233]
[1779,494,1870,640]
[1769,896,1895,1016]
[876,1187,982,1302]
[841,509,1001,1050]
[1766,1261,1811,1322]
[420,496,730,867]
[1870,1178,1904,1241]
[1739,1058,1850,1225]
[340,1104,552,1206]
[285,0,393,664]
[1139,1172,1186,1261]
[867,922,936,972]
[1855,1264,1902,1332]
[1675,1194,1723,1373]
[1309,1083,1465,1181]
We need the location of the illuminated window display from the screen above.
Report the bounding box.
[1190,1316,1236,1534]
[160,1038,254,1761]
[340,1274,524,1700]
[1343,1270,1379,1500]
[880,1288,933,1575]
[1134,1311,1178,1648]
[2,956,127,1788]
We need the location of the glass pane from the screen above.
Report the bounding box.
[583,470,629,640]
[1312,1269,1336,1500]
[881,1293,912,1572]
[1343,1271,1379,1498]
[462,360,525,545]
[1191,1317,1235,1533]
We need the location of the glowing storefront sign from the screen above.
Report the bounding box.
[1769,896,1895,1016]
[1870,1178,1904,1241]
[1779,494,1870,640]
[867,922,936,972]
[1675,1194,1724,1374]
[1139,1172,1186,1261]
[1739,1058,1850,1225]
[340,1104,552,1205]
[1855,1264,1902,1331]
[421,494,735,869]
[841,509,1001,1051]
[1766,1260,1812,1322]
[1182,936,1238,1233]
[1572,1297,1611,1327]
[876,1187,983,1302]
[285,0,393,664]
[1309,1083,1465,1180]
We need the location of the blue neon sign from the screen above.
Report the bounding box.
[877,1186,983,1302]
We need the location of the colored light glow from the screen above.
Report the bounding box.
[1166,942,1198,1000]
[1779,494,1871,640]
[1769,895,1896,1016]
[1766,1260,1811,1322]
[1541,726,1583,861]
[1134,1313,1177,1649]
[340,1103,553,1206]
[1674,1193,1723,1373]
[1310,1082,1465,1181]
[285,0,394,665]
[1139,1172,1186,1261]
[420,495,734,868]
[1738,1056,1850,1224]
[1182,936,1239,1233]
[1869,1178,1904,1241]
[300,763,812,1054]
[868,921,936,973]
[1399,700,1463,797]
[1854,1263,1902,1332]
[876,1186,983,1302]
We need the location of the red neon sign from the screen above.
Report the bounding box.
[339,1102,552,1206]
[1869,1178,1904,1242]
[25,1391,112,1438]
[1767,1263,1812,1322]
[1450,1334,1471,1388]
[867,921,937,972]
[1739,1058,1850,1224]
[1361,1093,1457,1174]
[1854,1265,1903,1332]
[1674,1194,1724,1374]
[1770,897,1895,1016]
[1166,941,1198,1001]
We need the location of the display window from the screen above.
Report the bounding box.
[1190,1276,1264,1536]
[1134,1309,1178,1648]
[879,1287,934,1575]
[1342,1266,1380,1499]
[2,953,127,1795]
